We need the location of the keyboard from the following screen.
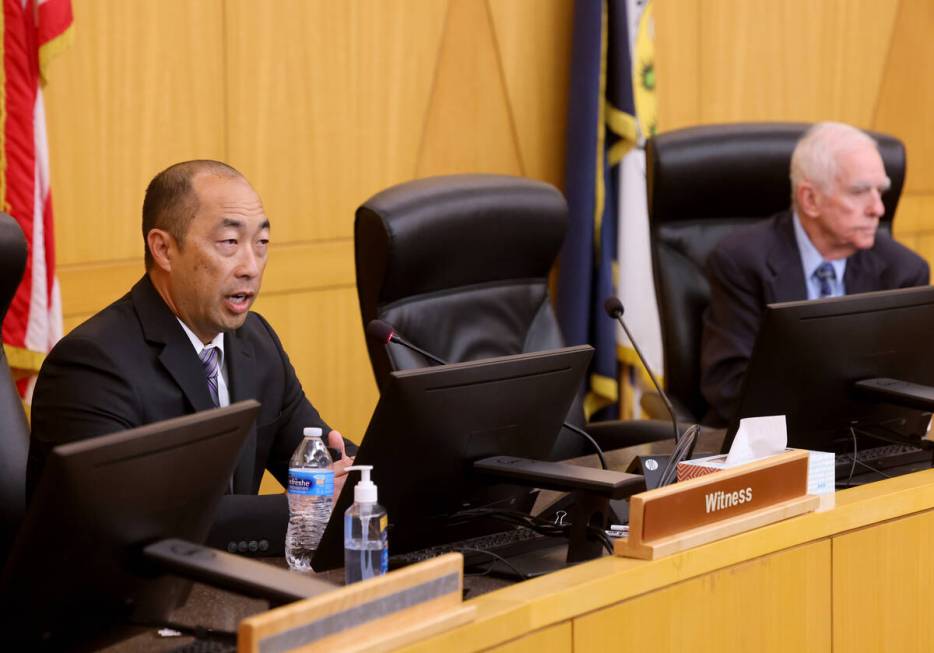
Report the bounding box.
[388,527,554,569]
[835,443,932,480]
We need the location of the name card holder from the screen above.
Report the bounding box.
[615,449,819,560]
[238,553,475,653]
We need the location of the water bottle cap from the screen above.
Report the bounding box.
[346,465,378,503]
[303,427,323,438]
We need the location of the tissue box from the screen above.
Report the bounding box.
[807,450,836,511]
[677,450,836,505]
[676,453,732,481]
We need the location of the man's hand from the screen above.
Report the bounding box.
[328,430,356,498]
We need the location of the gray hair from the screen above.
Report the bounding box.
[790,122,879,207]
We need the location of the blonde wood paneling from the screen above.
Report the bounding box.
[833,509,934,653]
[891,194,934,256]
[873,0,934,194]
[573,542,831,652]
[654,0,700,132]
[893,194,934,248]
[697,0,898,125]
[46,0,575,445]
[893,195,932,235]
[58,259,144,323]
[261,240,356,297]
[487,0,575,189]
[482,623,571,653]
[43,0,934,452]
[252,286,378,447]
[416,0,522,177]
[57,240,355,322]
[44,0,226,267]
[887,190,934,258]
[224,0,448,245]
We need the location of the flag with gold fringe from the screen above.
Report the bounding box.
[556,0,659,421]
[1,0,73,399]
[614,0,662,416]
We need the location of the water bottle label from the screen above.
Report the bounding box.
[288,469,334,496]
[380,546,388,574]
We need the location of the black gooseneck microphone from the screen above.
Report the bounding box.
[365,319,609,470]
[603,297,698,487]
[365,320,447,366]
[603,297,680,443]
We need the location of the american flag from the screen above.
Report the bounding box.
[0,0,73,399]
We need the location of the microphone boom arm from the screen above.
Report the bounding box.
[604,298,681,444]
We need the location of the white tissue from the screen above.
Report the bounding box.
[725,415,788,466]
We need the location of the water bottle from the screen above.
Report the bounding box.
[286,427,334,571]
[344,465,388,584]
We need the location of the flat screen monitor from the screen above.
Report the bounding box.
[0,400,260,647]
[312,345,593,570]
[724,286,934,453]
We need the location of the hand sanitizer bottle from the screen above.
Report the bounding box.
[343,465,388,584]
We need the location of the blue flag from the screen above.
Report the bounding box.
[556,0,658,420]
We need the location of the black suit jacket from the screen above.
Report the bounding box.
[701,211,930,426]
[28,275,350,554]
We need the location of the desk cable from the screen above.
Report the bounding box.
[459,547,536,580]
[839,425,893,488]
[560,422,608,469]
[447,507,615,555]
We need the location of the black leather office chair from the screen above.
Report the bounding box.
[645,122,906,424]
[354,174,672,460]
[0,213,30,561]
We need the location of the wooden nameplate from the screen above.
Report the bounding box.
[615,449,819,560]
[238,553,475,653]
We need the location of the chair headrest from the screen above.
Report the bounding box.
[355,174,567,309]
[647,122,905,224]
[0,214,27,324]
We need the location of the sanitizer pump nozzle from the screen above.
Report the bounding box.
[348,465,378,504]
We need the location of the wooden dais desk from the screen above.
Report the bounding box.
[394,464,934,653]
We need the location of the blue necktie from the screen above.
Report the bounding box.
[814,262,836,298]
[199,346,220,407]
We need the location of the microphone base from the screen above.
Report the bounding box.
[626,455,671,491]
[627,449,717,490]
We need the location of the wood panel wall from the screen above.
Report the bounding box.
[43,1,934,465]
[44,0,575,452]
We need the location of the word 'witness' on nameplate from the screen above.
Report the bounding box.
[616,449,818,560]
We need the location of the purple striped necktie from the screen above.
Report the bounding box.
[199,346,221,407]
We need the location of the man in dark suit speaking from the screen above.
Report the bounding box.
[27,160,356,552]
[701,122,929,426]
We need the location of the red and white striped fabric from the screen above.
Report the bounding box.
[0,0,72,399]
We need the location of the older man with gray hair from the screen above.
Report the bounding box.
[700,121,929,426]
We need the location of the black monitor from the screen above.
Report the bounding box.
[0,401,260,647]
[312,345,593,570]
[725,285,934,453]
